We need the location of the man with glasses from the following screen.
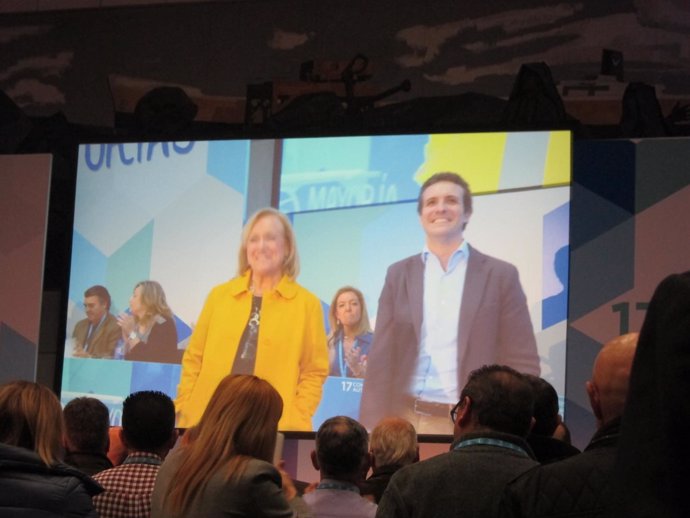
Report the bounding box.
[72,285,120,358]
[377,365,538,518]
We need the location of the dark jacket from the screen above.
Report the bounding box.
[64,450,114,476]
[0,442,102,517]
[526,433,581,464]
[377,431,538,518]
[360,464,402,504]
[613,271,690,518]
[500,418,622,518]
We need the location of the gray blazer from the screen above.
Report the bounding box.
[151,450,308,517]
[360,246,539,428]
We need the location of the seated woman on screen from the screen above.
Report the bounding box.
[117,280,181,364]
[327,286,373,378]
[175,208,328,431]
[151,374,305,518]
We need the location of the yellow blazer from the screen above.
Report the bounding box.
[175,272,328,431]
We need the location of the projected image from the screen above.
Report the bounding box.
[62,140,249,424]
[284,131,571,433]
[61,131,571,435]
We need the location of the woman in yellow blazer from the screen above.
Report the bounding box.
[175,208,329,431]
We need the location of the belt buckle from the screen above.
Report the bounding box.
[413,398,450,417]
[413,398,432,416]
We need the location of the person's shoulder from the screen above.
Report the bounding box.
[73,318,90,330]
[391,451,454,481]
[281,277,322,306]
[43,462,103,496]
[224,459,282,491]
[383,254,423,281]
[244,458,281,480]
[468,245,519,274]
[357,331,374,346]
[206,275,248,299]
[390,253,421,269]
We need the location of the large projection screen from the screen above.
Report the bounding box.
[61,131,571,433]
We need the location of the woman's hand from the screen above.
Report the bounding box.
[344,344,366,378]
[117,313,136,335]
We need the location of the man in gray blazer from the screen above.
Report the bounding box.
[360,172,540,434]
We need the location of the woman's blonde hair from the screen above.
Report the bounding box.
[0,380,65,466]
[164,375,283,514]
[134,280,173,327]
[236,208,300,279]
[327,286,373,342]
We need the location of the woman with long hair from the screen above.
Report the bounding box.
[0,380,101,516]
[118,280,181,364]
[327,286,373,378]
[175,208,328,431]
[152,374,304,517]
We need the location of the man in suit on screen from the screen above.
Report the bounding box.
[72,285,120,358]
[360,172,540,434]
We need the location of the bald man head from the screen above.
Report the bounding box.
[586,333,639,427]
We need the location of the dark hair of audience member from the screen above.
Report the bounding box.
[0,380,64,466]
[122,390,175,451]
[164,375,282,515]
[316,416,369,479]
[553,421,573,445]
[63,396,110,452]
[460,365,534,437]
[524,374,560,436]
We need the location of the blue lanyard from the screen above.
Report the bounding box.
[453,437,529,458]
[337,336,358,376]
[317,480,360,493]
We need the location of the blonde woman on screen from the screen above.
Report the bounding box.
[175,208,329,431]
[327,286,373,378]
[118,280,181,364]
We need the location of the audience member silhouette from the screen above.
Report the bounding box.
[0,380,101,517]
[63,396,114,475]
[524,374,580,463]
[360,417,418,504]
[93,390,177,518]
[151,374,307,517]
[305,415,377,518]
[500,332,638,518]
[614,271,690,518]
[377,364,538,518]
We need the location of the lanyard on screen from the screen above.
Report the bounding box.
[337,336,359,376]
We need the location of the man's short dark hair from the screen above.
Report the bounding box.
[315,416,369,479]
[417,172,473,215]
[63,397,110,452]
[459,365,534,437]
[122,390,175,451]
[524,374,559,436]
[84,285,111,310]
